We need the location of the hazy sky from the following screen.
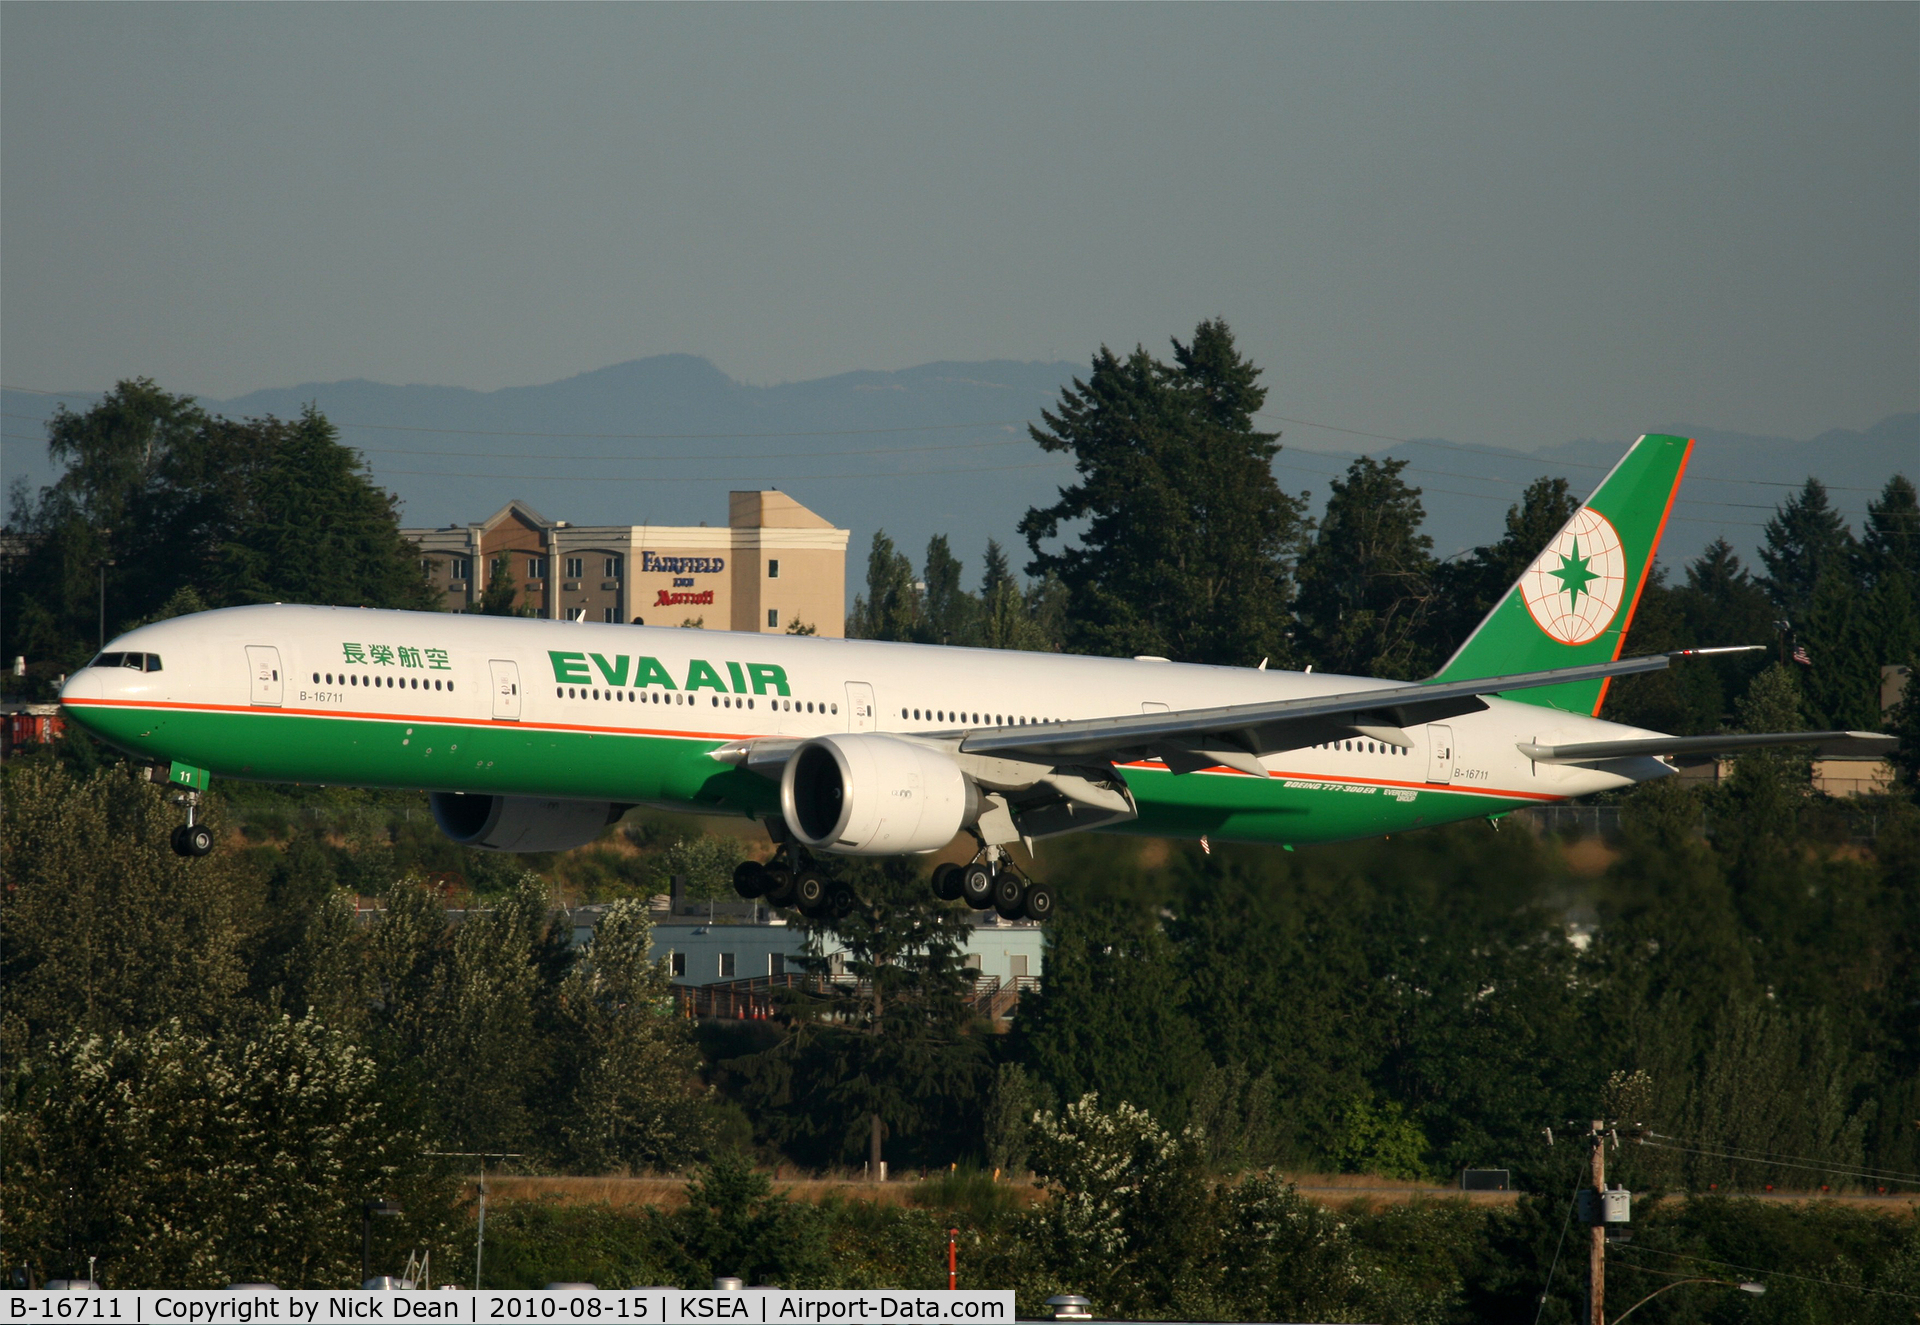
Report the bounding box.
[3,3,1915,451]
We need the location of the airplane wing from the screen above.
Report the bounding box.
[1517,730,1897,765]
[955,651,1708,774]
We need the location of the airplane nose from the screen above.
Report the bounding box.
[59,667,103,707]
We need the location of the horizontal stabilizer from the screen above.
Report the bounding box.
[1518,730,1897,765]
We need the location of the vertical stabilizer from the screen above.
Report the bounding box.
[1430,433,1692,715]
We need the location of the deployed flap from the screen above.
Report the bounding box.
[1519,730,1896,764]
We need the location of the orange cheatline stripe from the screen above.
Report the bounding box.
[1593,436,1695,718]
[61,696,756,743]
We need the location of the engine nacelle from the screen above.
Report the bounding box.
[429,792,620,853]
[779,734,980,856]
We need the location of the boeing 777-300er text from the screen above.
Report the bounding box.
[60,434,1893,920]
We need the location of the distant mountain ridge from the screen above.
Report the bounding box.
[5,357,1913,598]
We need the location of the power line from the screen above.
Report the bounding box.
[1612,1243,1920,1301]
[1634,1136,1920,1188]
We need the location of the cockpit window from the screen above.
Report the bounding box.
[87,651,161,672]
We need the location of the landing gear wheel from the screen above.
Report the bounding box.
[733,861,769,899]
[761,868,796,907]
[793,871,828,914]
[1021,884,1056,923]
[931,862,963,901]
[178,824,214,858]
[992,872,1026,916]
[171,825,191,857]
[960,862,996,910]
[993,876,1028,920]
[826,882,858,920]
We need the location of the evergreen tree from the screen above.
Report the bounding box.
[549,900,717,1171]
[1860,474,1920,605]
[1799,566,1891,730]
[479,554,522,616]
[1020,320,1308,665]
[978,540,1063,653]
[727,860,986,1172]
[919,534,979,645]
[1010,907,1209,1125]
[845,530,921,641]
[1760,477,1856,623]
[1294,456,1438,677]
[1427,476,1580,661]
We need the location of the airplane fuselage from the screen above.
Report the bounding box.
[60,604,1664,846]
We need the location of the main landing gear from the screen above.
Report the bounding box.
[932,848,1053,923]
[168,791,214,858]
[731,845,857,921]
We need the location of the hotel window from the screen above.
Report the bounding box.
[767,609,779,629]
[565,556,584,579]
[567,607,587,622]
[768,559,780,579]
[604,608,619,623]
[719,952,736,979]
[527,557,547,580]
[769,953,786,977]
[451,557,472,581]
[604,556,621,578]
[670,952,686,978]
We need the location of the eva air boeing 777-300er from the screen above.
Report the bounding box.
[60,433,1893,921]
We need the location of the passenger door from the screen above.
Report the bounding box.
[1426,724,1454,785]
[245,646,283,707]
[845,681,876,733]
[489,659,522,721]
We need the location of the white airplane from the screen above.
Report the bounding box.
[60,434,1890,921]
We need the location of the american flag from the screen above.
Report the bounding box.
[1792,644,1812,666]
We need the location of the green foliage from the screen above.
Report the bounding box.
[1760,477,1857,624]
[723,860,989,1171]
[549,900,718,1171]
[1295,455,1438,677]
[479,553,523,616]
[1019,319,1308,665]
[0,1014,457,1288]
[0,762,254,1056]
[4,382,437,674]
[1330,1096,1431,1181]
[649,833,750,902]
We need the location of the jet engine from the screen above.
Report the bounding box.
[779,734,980,856]
[429,792,622,853]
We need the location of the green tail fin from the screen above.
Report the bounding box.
[1431,433,1693,715]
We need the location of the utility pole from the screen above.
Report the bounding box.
[1588,1119,1606,1325]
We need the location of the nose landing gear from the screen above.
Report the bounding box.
[168,791,214,858]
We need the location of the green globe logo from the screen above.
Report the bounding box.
[1518,509,1627,644]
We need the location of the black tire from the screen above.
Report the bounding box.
[1022,884,1056,923]
[170,825,192,857]
[793,871,828,912]
[992,872,1025,913]
[827,882,858,919]
[761,868,796,906]
[993,877,1027,920]
[931,861,963,901]
[960,863,995,909]
[733,860,769,899]
[184,824,215,857]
